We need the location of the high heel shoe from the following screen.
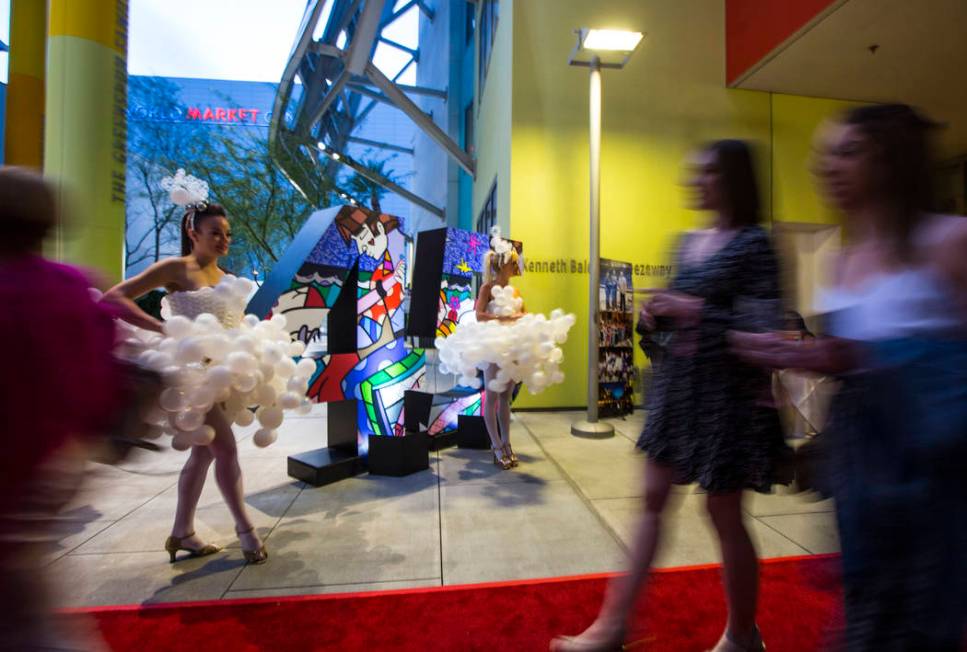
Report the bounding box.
[503,443,519,467]
[549,631,626,651]
[550,634,651,652]
[164,532,221,563]
[237,526,268,565]
[707,626,765,652]
[492,446,513,470]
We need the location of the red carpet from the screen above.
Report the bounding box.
[74,554,842,651]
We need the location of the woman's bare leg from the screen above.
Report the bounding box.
[482,365,505,450]
[206,407,262,551]
[553,459,676,649]
[706,491,759,647]
[171,442,214,548]
[497,387,513,445]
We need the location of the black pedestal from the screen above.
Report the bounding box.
[368,432,430,477]
[287,398,365,487]
[428,430,457,451]
[457,414,492,449]
[288,447,365,485]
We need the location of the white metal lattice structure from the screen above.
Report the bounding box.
[272,0,474,219]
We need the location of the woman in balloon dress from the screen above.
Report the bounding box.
[436,228,575,469]
[104,170,313,565]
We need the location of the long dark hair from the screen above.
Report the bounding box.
[843,103,937,258]
[180,203,227,256]
[704,139,762,227]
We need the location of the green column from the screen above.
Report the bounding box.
[45,0,129,280]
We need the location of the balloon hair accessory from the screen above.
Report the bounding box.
[489,226,513,264]
[161,169,210,230]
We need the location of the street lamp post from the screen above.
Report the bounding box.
[568,29,644,439]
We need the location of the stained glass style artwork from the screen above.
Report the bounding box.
[247,206,424,454]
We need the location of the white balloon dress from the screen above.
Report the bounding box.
[116,275,314,450]
[434,285,576,394]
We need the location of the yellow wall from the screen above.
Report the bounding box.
[771,93,860,226]
[490,0,854,408]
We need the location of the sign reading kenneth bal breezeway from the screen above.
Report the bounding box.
[525,259,673,279]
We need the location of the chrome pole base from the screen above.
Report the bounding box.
[570,420,615,439]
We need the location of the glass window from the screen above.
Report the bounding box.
[464,102,474,154]
[477,0,498,97]
[476,179,497,235]
[465,1,475,45]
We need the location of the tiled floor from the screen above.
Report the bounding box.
[46,407,837,606]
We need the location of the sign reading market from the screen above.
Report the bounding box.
[186,106,262,123]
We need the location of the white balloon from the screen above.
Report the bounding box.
[215,386,232,402]
[278,391,302,410]
[255,383,277,406]
[263,344,285,364]
[195,313,220,331]
[258,363,275,382]
[170,187,191,205]
[287,340,306,357]
[275,357,298,378]
[235,335,257,354]
[189,385,216,410]
[287,377,307,393]
[207,365,233,389]
[206,335,232,361]
[163,315,193,339]
[242,314,260,328]
[175,337,206,365]
[213,282,234,300]
[190,424,216,446]
[159,388,187,412]
[226,351,258,375]
[175,409,205,432]
[252,428,278,448]
[295,399,313,416]
[295,358,316,378]
[171,433,192,451]
[141,405,168,426]
[233,374,258,393]
[270,314,287,330]
[235,409,256,427]
[136,350,156,368]
[257,406,284,429]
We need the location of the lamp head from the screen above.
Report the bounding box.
[569,28,644,68]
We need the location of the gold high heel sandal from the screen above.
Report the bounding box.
[503,443,519,467]
[237,526,268,565]
[492,446,513,470]
[164,532,221,563]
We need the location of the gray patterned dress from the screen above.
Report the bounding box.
[637,226,789,493]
